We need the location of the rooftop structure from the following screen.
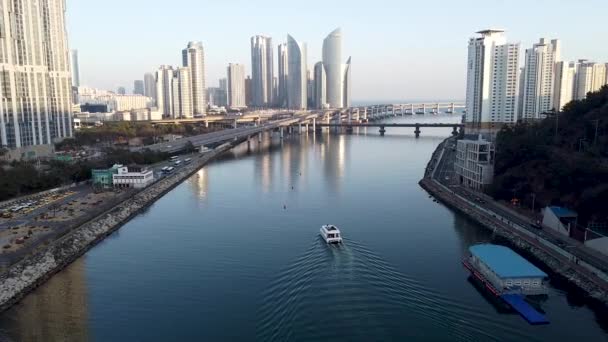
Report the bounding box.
[469,244,547,279]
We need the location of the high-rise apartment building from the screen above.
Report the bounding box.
[277,43,289,107]
[307,69,315,108]
[245,76,253,106]
[172,67,192,118]
[70,50,80,88]
[520,38,560,120]
[553,61,576,111]
[227,64,246,109]
[574,61,606,100]
[322,28,351,109]
[314,62,326,109]
[251,36,274,107]
[156,65,175,117]
[144,73,157,104]
[0,0,73,148]
[343,57,352,108]
[286,35,307,110]
[133,80,145,95]
[182,42,206,116]
[465,30,520,129]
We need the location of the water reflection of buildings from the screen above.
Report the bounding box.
[320,132,349,194]
[188,168,209,203]
[0,258,89,342]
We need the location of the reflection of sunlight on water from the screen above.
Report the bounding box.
[191,169,208,202]
[338,135,345,178]
[260,153,271,193]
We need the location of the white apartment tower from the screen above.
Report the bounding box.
[553,61,576,111]
[182,42,206,116]
[465,30,520,129]
[520,39,560,120]
[70,50,80,88]
[227,63,246,109]
[172,67,193,118]
[574,60,607,100]
[286,35,307,110]
[322,28,351,109]
[156,65,175,117]
[251,36,274,107]
[277,43,289,107]
[314,62,326,109]
[144,73,157,104]
[0,0,73,148]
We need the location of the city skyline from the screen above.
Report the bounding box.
[66,0,608,102]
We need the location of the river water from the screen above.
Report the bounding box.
[0,116,606,341]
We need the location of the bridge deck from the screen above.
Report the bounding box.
[315,123,463,128]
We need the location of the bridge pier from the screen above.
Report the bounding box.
[258,132,262,142]
[414,124,421,138]
[379,126,386,136]
[280,127,284,139]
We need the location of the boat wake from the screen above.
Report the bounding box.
[256,238,533,341]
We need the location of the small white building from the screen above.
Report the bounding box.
[113,166,154,189]
[455,135,495,190]
[541,206,578,237]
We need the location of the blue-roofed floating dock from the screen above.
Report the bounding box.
[463,244,551,325]
[501,294,549,325]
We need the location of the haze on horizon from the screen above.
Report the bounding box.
[67,0,608,102]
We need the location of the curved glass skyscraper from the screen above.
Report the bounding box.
[322,28,351,109]
[287,35,307,110]
[322,28,343,109]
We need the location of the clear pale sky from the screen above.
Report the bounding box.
[67,0,608,102]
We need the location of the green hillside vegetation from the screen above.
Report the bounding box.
[490,86,608,225]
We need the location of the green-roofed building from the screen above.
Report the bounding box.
[92,164,122,188]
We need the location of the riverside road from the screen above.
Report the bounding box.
[432,137,608,282]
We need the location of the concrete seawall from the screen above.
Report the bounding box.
[0,139,244,313]
[419,141,608,306]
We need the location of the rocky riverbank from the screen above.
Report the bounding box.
[419,142,608,307]
[0,140,244,313]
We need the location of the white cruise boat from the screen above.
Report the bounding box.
[320,225,343,244]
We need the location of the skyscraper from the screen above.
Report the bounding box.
[465,30,520,128]
[343,57,352,108]
[227,64,246,109]
[70,50,80,87]
[144,73,157,104]
[0,0,73,148]
[323,28,341,108]
[520,38,560,120]
[172,67,193,118]
[277,43,289,107]
[156,65,175,117]
[553,61,576,111]
[133,80,145,95]
[245,76,253,106]
[182,41,206,116]
[574,61,606,100]
[251,35,274,107]
[286,35,307,110]
[307,69,315,108]
[314,62,326,109]
[117,87,126,95]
